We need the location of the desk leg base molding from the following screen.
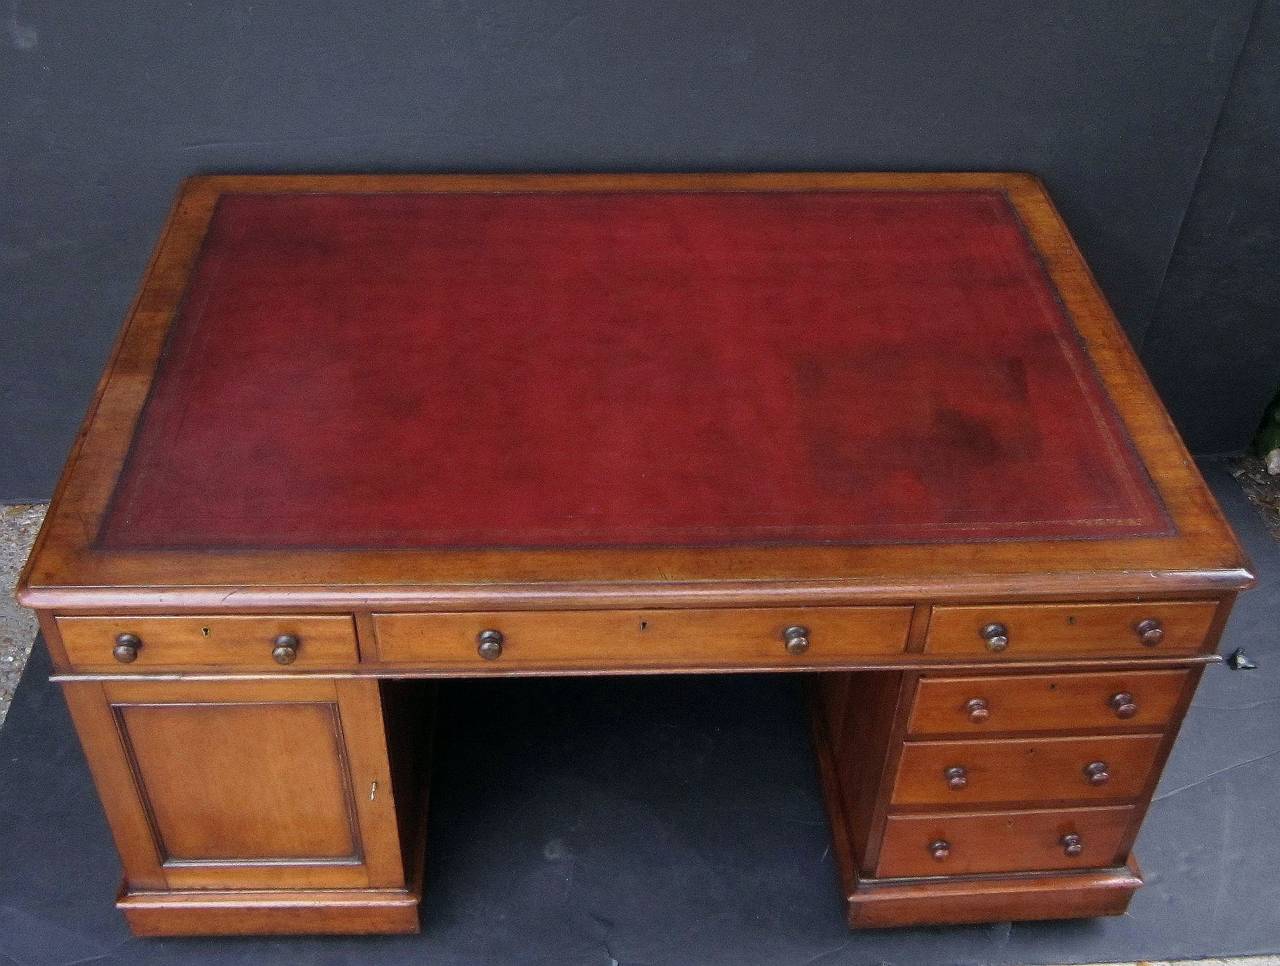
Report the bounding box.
[117,885,422,937]
[844,862,1142,929]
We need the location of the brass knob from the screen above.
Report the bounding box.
[477,629,504,660]
[1136,618,1164,646]
[113,632,141,664]
[1083,760,1110,785]
[929,839,951,861]
[965,697,991,723]
[782,625,810,656]
[944,765,968,790]
[980,622,1009,652]
[1061,833,1084,857]
[272,634,300,665]
[1110,691,1138,719]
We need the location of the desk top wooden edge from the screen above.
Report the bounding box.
[18,172,1253,610]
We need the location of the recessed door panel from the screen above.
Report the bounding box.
[119,702,358,863]
[99,678,404,890]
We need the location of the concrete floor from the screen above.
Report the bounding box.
[0,503,43,728]
[0,491,1276,966]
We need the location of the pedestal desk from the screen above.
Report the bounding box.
[17,173,1252,936]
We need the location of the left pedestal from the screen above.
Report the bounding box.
[60,676,431,936]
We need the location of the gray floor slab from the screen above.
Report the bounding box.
[0,504,43,727]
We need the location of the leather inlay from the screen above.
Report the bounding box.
[99,190,1169,550]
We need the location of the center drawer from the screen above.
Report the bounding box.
[371,607,912,669]
[890,733,1164,808]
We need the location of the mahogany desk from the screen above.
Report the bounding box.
[17,173,1252,936]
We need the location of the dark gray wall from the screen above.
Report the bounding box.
[1143,0,1280,454]
[1,0,1273,498]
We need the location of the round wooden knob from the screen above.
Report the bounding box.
[1135,618,1164,646]
[944,765,968,790]
[1061,833,1084,857]
[1083,760,1110,785]
[477,629,504,660]
[980,622,1009,652]
[782,625,810,656]
[929,839,951,861]
[965,697,991,723]
[272,634,300,665]
[1109,691,1138,719]
[113,632,141,664]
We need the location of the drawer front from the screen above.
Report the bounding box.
[57,616,359,671]
[877,805,1135,878]
[924,601,1217,658]
[891,734,1164,807]
[907,669,1193,737]
[371,607,912,669]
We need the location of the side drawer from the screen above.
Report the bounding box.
[56,615,359,671]
[923,601,1217,658]
[371,607,912,669]
[877,805,1135,878]
[906,669,1193,736]
[890,734,1164,808]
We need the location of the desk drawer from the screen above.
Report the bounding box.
[371,607,912,669]
[924,601,1217,658]
[907,669,1193,737]
[877,805,1135,878]
[890,734,1164,808]
[57,616,359,671]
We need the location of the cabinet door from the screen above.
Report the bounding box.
[63,678,405,891]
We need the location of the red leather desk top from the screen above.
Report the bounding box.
[98,189,1168,551]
